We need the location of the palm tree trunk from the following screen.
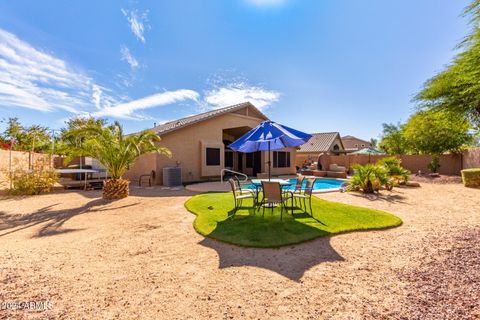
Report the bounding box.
[103,179,129,199]
[365,180,374,193]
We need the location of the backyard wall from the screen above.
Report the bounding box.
[0,150,58,186]
[316,153,466,175]
[463,148,480,169]
[295,152,319,167]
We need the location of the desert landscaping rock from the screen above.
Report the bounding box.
[0,182,479,319]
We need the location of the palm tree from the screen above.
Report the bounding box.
[65,121,171,199]
[348,163,389,193]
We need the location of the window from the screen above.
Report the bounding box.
[361,144,365,147]
[273,151,290,168]
[246,153,253,168]
[354,144,358,147]
[225,151,233,167]
[333,144,340,151]
[206,148,220,166]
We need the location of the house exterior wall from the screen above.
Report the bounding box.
[124,111,297,184]
[267,148,297,176]
[342,137,371,150]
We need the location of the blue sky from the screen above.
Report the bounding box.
[0,0,471,140]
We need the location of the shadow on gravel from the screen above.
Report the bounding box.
[198,236,344,281]
[348,191,408,204]
[0,199,138,238]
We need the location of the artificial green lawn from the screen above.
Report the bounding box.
[185,192,402,248]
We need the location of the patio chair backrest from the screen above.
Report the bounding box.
[233,175,242,189]
[228,178,239,193]
[261,181,282,202]
[257,173,269,179]
[295,174,305,190]
[304,178,317,196]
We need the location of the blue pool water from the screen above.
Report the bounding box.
[243,178,345,191]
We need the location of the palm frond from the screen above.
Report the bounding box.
[63,122,171,180]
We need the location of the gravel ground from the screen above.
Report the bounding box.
[394,229,480,320]
[411,174,463,184]
[0,182,479,319]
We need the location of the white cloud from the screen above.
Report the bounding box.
[0,28,97,113]
[0,28,281,123]
[121,9,148,44]
[91,84,102,109]
[120,46,139,69]
[90,84,119,112]
[93,89,199,119]
[204,83,280,111]
[245,0,287,7]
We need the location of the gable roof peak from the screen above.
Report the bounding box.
[297,131,343,153]
[148,102,268,136]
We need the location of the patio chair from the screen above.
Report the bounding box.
[233,176,257,196]
[292,177,317,215]
[259,181,293,220]
[229,178,256,213]
[292,174,306,195]
[139,170,155,187]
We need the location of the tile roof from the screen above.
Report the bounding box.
[149,102,267,136]
[341,135,370,144]
[297,132,342,153]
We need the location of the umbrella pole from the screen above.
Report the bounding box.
[268,141,271,181]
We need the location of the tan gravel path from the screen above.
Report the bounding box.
[0,183,479,319]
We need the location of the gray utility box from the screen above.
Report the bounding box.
[163,167,182,186]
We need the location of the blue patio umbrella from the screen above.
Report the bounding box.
[229,120,312,180]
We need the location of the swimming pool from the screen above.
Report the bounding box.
[243,178,345,192]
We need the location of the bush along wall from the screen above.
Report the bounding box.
[461,168,480,188]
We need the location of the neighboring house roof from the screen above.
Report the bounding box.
[149,102,268,136]
[297,132,344,153]
[342,135,370,144]
[341,135,371,150]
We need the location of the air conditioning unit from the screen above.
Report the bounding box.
[163,167,182,187]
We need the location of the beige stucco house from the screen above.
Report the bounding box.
[341,135,371,152]
[295,132,345,167]
[124,102,297,185]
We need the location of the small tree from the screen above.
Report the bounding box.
[415,1,480,128]
[57,117,107,158]
[1,118,51,152]
[378,123,409,155]
[65,121,171,200]
[403,110,473,172]
[427,155,441,173]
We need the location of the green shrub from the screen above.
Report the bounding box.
[427,155,441,173]
[377,156,411,187]
[461,168,480,188]
[347,163,389,193]
[6,158,58,195]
